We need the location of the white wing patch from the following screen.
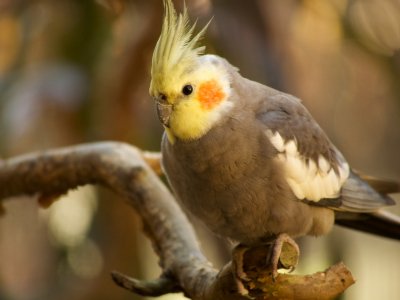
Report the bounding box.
[266,130,350,202]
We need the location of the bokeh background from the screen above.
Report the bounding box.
[0,0,400,299]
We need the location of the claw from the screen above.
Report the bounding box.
[230,234,300,296]
[267,233,299,279]
[232,244,251,295]
[232,244,251,281]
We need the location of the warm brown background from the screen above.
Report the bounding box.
[0,0,399,299]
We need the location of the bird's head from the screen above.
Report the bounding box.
[150,0,233,143]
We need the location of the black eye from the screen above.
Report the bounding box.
[182,84,193,96]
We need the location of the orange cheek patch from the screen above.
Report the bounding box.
[197,79,226,110]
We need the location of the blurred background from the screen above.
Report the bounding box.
[0,0,399,299]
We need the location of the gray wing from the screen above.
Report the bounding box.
[339,172,395,212]
[256,92,394,212]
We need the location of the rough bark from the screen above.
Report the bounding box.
[0,142,355,299]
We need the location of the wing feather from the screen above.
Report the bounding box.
[258,92,394,212]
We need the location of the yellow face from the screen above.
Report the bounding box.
[150,55,232,142]
[150,1,232,142]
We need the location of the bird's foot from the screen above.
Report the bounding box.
[231,234,300,295]
[266,233,299,279]
[232,244,252,296]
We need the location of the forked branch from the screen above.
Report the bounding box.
[0,142,354,299]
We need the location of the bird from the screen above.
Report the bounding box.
[149,0,400,277]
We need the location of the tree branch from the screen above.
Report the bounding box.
[0,142,355,299]
[111,271,182,296]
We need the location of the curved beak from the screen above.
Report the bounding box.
[156,101,173,128]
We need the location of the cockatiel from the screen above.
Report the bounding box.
[150,0,400,252]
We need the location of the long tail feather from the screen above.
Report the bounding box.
[356,172,400,194]
[335,210,400,240]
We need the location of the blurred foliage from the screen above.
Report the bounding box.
[0,0,399,299]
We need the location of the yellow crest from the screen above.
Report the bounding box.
[150,0,210,95]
